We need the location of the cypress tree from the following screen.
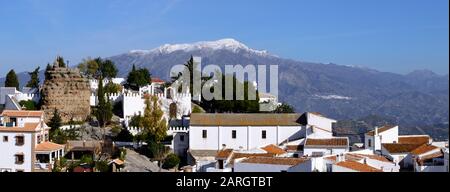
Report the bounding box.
[4,69,19,90]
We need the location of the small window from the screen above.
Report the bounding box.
[202,130,207,139]
[15,169,24,172]
[180,135,185,142]
[15,154,24,164]
[15,136,24,146]
[368,139,372,148]
[262,131,267,139]
[232,130,237,139]
[37,135,41,144]
[3,136,8,142]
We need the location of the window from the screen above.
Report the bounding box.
[15,169,24,172]
[232,130,237,139]
[15,154,24,164]
[3,136,8,142]
[202,130,207,139]
[368,139,372,148]
[262,131,267,139]
[15,136,24,146]
[37,135,41,144]
[180,135,185,142]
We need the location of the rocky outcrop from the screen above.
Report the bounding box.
[41,59,91,123]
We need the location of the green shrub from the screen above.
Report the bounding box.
[162,153,180,169]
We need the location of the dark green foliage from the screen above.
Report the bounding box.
[48,109,62,132]
[56,56,66,68]
[95,160,110,172]
[96,77,113,128]
[5,69,19,89]
[126,64,151,91]
[19,100,37,110]
[273,103,295,113]
[80,155,94,165]
[26,67,40,88]
[113,128,134,142]
[129,115,142,127]
[162,153,180,169]
[201,75,260,113]
[104,82,122,94]
[112,100,123,118]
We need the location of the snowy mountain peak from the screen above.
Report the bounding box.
[129,38,272,56]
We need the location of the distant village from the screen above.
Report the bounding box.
[0,56,448,172]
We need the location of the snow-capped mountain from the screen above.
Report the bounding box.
[129,38,272,57]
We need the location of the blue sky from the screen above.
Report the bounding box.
[0,0,448,75]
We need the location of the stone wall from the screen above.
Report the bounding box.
[41,66,91,123]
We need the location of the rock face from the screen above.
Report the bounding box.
[41,61,91,123]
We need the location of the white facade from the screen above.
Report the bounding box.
[189,126,304,151]
[0,132,34,172]
[0,110,64,172]
[365,126,399,151]
[303,147,348,157]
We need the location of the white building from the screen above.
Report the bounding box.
[189,113,306,151]
[0,110,64,172]
[234,157,311,172]
[303,137,349,157]
[364,125,399,151]
[411,144,446,172]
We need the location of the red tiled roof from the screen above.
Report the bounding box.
[0,123,40,132]
[305,138,348,147]
[151,77,165,83]
[261,144,286,155]
[416,152,444,166]
[285,145,302,151]
[1,110,44,117]
[190,113,302,126]
[35,142,65,152]
[216,149,233,159]
[411,144,440,156]
[240,157,308,166]
[382,143,422,154]
[229,153,274,165]
[366,125,397,136]
[398,135,430,145]
[335,161,382,172]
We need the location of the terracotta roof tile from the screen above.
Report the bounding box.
[151,77,165,83]
[229,153,274,165]
[398,135,430,145]
[261,144,286,155]
[366,125,397,136]
[416,152,444,166]
[216,149,233,159]
[240,157,308,166]
[411,144,440,156]
[0,123,40,132]
[1,110,44,117]
[335,161,382,172]
[305,138,348,147]
[285,145,302,151]
[190,113,302,126]
[382,143,422,154]
[35,142,65,152]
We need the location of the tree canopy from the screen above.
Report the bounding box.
[26,67,40,88]
[126,65,152,91]
[4,69,19,89]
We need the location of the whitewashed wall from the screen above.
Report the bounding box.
[0,132,33,172]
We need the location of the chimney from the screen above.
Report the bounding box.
[374,126,379,136]
[83,140,86,148]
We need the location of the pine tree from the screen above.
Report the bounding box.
[126,64,151,91]
[4,69,19,90]
[26,67,40,88]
